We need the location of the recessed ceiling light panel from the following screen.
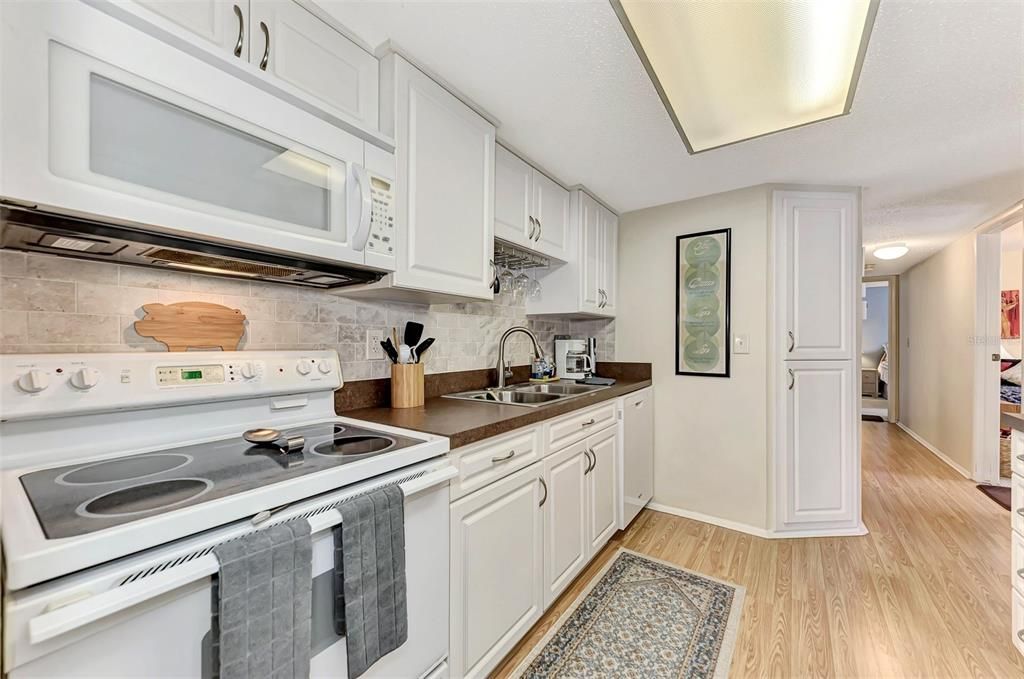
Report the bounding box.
[873,243,909,260]
[611,0,879,154]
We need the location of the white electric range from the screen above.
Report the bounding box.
[0,351,453,679]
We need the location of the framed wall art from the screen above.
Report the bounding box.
[676,228,731,377]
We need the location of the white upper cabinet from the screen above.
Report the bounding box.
[248,1,379,131]
[131,0,244,53]
[494,145,533,245]
[494,145,571,261]
[380,54,496,299]
[598,206,618,315]
[775,190,858,361]
[106,1,381,137]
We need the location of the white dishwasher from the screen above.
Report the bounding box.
[621,388,654,528]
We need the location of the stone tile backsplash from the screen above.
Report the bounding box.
[0,251,614,381]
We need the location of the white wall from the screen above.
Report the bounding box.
[617,185,770,531]
[899,231,977,472]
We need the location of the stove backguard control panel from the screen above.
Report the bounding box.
[0,351,342,422]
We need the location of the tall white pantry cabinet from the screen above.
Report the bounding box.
[771,189,864,537]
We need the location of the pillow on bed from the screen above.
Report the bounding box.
[1002,360,1022,386]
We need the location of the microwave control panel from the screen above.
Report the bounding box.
[366,175,395,257]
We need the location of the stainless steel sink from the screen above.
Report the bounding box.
[442,382,609,408]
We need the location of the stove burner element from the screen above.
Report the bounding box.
[76,478,214,518]
[312,435,395,457]
[56,453,192,486]
[243,428,305,454]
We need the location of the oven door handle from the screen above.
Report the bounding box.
[28,464,457,645]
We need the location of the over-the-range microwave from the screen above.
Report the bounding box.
[0,1,396,286]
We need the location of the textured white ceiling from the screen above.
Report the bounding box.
[320,0,1024,274]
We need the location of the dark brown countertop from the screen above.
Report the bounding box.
[336,362,652,450]
[1002,411,1024,431]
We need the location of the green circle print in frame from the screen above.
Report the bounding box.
[676,228,731,377]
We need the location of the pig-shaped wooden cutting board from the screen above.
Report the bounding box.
[134,302,247,351]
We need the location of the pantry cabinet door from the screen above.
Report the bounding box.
[599,206,618,315]
[586,426,619,553]
[387,55,496,299]
[543,443,589,608]
[532,170,570,261]
[778,361,858,527]
[450,464,544,679]
[580,193,603,314]
[774,190,858,361]
[494,145,533,246]
[249,0,379,131]
[132,0,246,55]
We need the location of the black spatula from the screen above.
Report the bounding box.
[403,321,424,347]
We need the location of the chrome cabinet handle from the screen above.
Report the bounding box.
[1017,454,1024,462]
[583,449,594,474]
[491,449,516,463]
[788,331,795,352]
[1017,567,1024,579]
[1018,629,1024,643]
[788,369,795,390]
[587,448,597,473]
[581,418,596,428]
[259,21,270,70]
[1017,508,1024,517]
[528,216,537,240]
[538,477,548,507]
[536,219,542,242]
[232,5,244,58]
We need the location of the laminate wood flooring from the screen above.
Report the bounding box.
[491,422,1024,678]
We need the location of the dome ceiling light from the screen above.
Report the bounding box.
[873,243,910,260]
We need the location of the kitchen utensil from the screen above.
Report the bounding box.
[381,339,400,364]
[398,344,413,364]
[392,327,399,347]
[413,337,435,363]
[133,301,247,351]
[403,321,424,347]
[391,363,425,408]
[243,428,305,454]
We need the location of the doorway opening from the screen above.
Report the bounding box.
[862,275,899,422]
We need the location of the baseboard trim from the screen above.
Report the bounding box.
[896,422,972,479]
[647,503,773,538]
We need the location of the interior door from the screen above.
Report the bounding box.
[390,56,496,299]
[532,170,570,260]
[248,0,379,130]
[580,193,603,313]
[132,0,246,55]
[586,427,618,553]
[494,145,532,246]
[779,361,857,527]
[449,463,544,679]
[543,442,589,607]
[776,191,857,361]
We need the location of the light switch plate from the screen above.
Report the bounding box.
[733,334,750,355]
[366,329,385,360]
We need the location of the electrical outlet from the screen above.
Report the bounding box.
[366,329,385,360]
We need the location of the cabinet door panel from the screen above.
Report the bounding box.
[580,194,602,313]
[494,146,532,246]
[450,464,544,679]
[587,426,619,552]
[391,57,495,299]
[249,0,378,130]
[776,192,857,360]
[780,361,857,526]
[133,0,244,54]
[622,389,653,528]
[533,170,570,260]
[599,207,618,315]
[543,443,589,607]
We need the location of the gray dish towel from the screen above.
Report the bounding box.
[212,519,312,679]
[333,484,408,679]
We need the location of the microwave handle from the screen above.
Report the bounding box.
[348,163,373,252]
[28,465,457,646]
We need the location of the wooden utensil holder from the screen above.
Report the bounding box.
[391,363,425,408]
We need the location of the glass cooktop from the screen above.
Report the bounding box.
[20,421,425,539]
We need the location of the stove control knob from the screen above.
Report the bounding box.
[317,361,333,375]
[17,369,50,394]
[239,362,257,379]
[70,367,101,390]
[296,359,314,376]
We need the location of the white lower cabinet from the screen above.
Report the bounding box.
[450,397,635,678]
[585,426,618,552]
[543,442,590,607]
[450,463,545,679]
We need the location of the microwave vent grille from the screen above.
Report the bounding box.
[143,248,300,278]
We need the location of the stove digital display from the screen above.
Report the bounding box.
[181,370,203,380]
